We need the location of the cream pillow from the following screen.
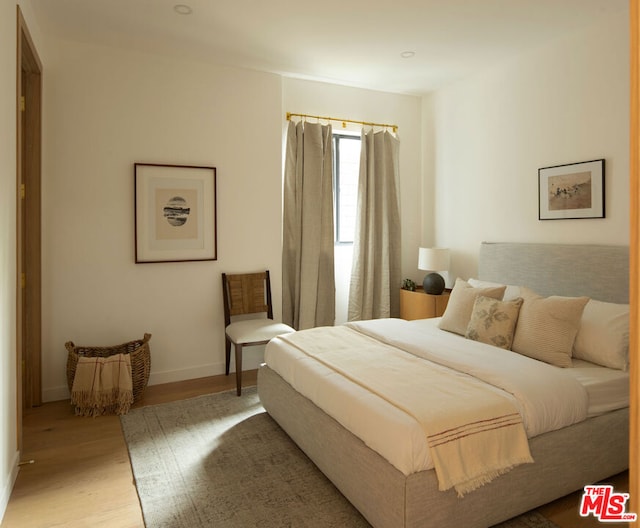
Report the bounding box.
[467,278,522,302]
[439,278,506,336]
[465,296,523,350]
[511,287,589,368]
[573,299,629,370]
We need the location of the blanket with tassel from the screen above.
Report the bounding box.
[71,353,134,417]
[279,326,533,496]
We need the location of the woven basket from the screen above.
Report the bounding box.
[65,333,151,402]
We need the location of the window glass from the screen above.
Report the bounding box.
[334,135,361,244]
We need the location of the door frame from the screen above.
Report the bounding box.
[16,6,43,443]
[630,0,639,514]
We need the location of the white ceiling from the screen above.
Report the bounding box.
[30,0,628,95]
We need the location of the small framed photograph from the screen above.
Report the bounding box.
[135,163,217,263]
[538,159,605,220]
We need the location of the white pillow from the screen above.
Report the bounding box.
[573,299,629,370]
[467,278,521,301]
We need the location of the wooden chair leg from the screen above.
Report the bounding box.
[234,343,243,396]
[225,338,231,376]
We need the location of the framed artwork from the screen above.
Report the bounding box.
[135,163,217,263]
[538,159,605,220]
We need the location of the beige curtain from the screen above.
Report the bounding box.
[348,129,401,321]
[282,121,335,330]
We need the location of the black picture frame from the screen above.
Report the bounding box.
[538,159,605,220]
[134,163,217,263]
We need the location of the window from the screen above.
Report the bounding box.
[333,134,361,244]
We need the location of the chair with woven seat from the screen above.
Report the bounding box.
[222,270,294,395]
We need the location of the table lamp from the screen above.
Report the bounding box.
[418,247,450,295]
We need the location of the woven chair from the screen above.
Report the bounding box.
[222,271,294,395]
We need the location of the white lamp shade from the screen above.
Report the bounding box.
[418,247,450,272]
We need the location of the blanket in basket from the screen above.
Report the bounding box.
[71,353,134,416]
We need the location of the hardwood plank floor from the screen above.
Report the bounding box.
[1,370,629,528]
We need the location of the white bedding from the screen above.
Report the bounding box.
[264,317,629,477]
[567,358,630,417]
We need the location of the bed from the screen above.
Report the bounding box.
[257,242,630,528]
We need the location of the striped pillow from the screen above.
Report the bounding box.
[511,287,589,367]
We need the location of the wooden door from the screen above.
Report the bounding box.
[630,0,639,514]
[16,7,43,434]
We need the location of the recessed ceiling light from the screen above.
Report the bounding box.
[174,4,192,15]
[400,51,416,59]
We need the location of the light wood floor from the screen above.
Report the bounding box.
[1,370,629,528]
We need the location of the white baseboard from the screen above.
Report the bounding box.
[43,385,70,403]
[148,353,263,386]
[42,353,264,402]
[147,362,223,386]
[0,450,20,524]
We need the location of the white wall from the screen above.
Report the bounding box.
[0,0,45,520]
[425,10,630,281]
[41,39,284,401]
[283,78,423,323]
[40,44,426,401]
[0,1,19,517]
[37,5,630,405]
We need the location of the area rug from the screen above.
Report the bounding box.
[120,387,560,528]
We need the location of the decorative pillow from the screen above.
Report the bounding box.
[438,278,506,336]
[465,296,523,350]
[467,278,521,301]
[511,287,589,368]
[573,299,629,370]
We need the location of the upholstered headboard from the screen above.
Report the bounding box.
[478,242,629,304]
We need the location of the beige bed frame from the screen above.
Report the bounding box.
[258,242,630,528]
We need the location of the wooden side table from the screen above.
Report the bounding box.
[399,287,450,320]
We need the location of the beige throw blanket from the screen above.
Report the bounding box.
[71,353,134,417]
[280,326,533,496]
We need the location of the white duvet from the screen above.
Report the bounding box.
[265,318,601,476]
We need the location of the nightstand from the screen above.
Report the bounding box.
[399,287,450,320]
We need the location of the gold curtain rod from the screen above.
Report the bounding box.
[286,112,398,133]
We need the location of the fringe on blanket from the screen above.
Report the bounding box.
[71,388,134,417]
[453,457,535,497]
[71,353,134,417]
